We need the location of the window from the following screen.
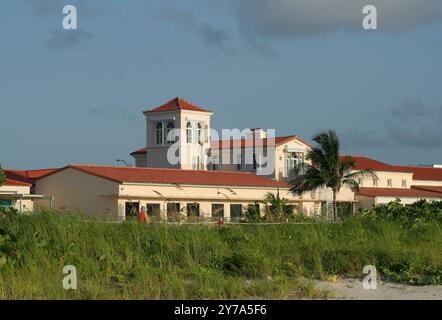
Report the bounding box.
[167,202,180,217]
[286,152,304,176]
[373,178,378,187]
[155,122,163,145]
[358,178,363,186]
[187,203,200,221]
[235,154,242,171]
[125,202,139,218]
[212,204,224,219]
[186,121,193,144]
[166,122,175,144]
[197,122,203,144]
[402,179,407,188]
[192,156,200,170]
[146,203,161,218]
[209,156,219,171]
[0,199,12,209]
[230,204,243,221]
[387,179,392,187]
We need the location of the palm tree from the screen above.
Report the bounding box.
[262,190,293,221]
[289,130,378,222]
[0,164,5,187]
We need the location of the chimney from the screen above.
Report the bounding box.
[248,128,267,140]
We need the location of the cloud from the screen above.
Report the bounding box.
[231,0,442,49]
[343,128,390,149]
[46,30,93,51]
[163,7,236,54]
[87,106,137,122]
[31,0,95,17]
[386,98,442,149]
[344,98,442,150]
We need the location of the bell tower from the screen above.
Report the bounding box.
[143,97,213,170]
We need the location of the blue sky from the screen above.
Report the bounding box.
[1,0,442,169]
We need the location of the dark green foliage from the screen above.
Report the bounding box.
[0,164,5,186]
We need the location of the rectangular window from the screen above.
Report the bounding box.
[212,204,224,219]
[0,199,12,209]
[167,202,181,221]
[358,178,363,186]
[373,178,378,187]
[402,179,407,188]
[286,152,304,177]
[125,202,139,218]
[230,204,243,221]
[146,203,161,218]
[187,203,200,220]
[192,156,201,170]
[387,179,392,187]
[235,154,242,171]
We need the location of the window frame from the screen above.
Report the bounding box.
[166,121,175,144]
[155,122,163,145]
[186,121,194,144]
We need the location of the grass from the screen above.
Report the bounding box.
[0,209,441,299]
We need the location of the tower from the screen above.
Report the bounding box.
[143,97,213,170]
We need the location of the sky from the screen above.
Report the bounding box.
[1,0,442,169]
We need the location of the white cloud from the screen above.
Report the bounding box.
[232,0,442,39]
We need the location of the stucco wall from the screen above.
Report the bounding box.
[35,168,120,218]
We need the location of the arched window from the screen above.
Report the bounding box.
[186,121,193,144]
[197,122,203,144]
[166,122,175,144]
[155,122,163,145]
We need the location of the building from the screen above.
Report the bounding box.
[4,97,442,220]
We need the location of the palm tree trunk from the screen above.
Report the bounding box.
[332,189,338,222]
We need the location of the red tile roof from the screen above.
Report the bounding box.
[130,135,312,156]
[130,147,147,156]
[412,185,442,194]
[38,165,289,188]
[211,135,312,149]
[2,178,32,187]
[392,165,442,181]
[5,169,58,184]
[144,97,212,114]
[356,187,442,198]
[347,156,442,181]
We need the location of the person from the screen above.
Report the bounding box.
[137,206,149,224]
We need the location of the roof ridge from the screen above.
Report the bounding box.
[70,164,258,175]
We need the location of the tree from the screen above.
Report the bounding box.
[289,130,378,222]
[0,164,5,187]
[262,190,293,221]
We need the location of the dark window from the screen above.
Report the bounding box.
[166,122,175,144]
[0,199,12,209]
[167,203,181,222]
[230,204,243,221]
[187,203,200,217]
[146,203,161,217]
[212,204,224,219]
[125,202,139,217]
[155,122,163,145]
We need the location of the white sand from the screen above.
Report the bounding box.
[315,278,442,300]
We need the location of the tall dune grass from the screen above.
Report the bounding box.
[0,210,441,299]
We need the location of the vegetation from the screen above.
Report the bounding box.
[262,191,293,222]
[0,199,441,299]
[289,130,378,222]
[0,164,5,186]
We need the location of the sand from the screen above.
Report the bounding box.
[316,278,442,300]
